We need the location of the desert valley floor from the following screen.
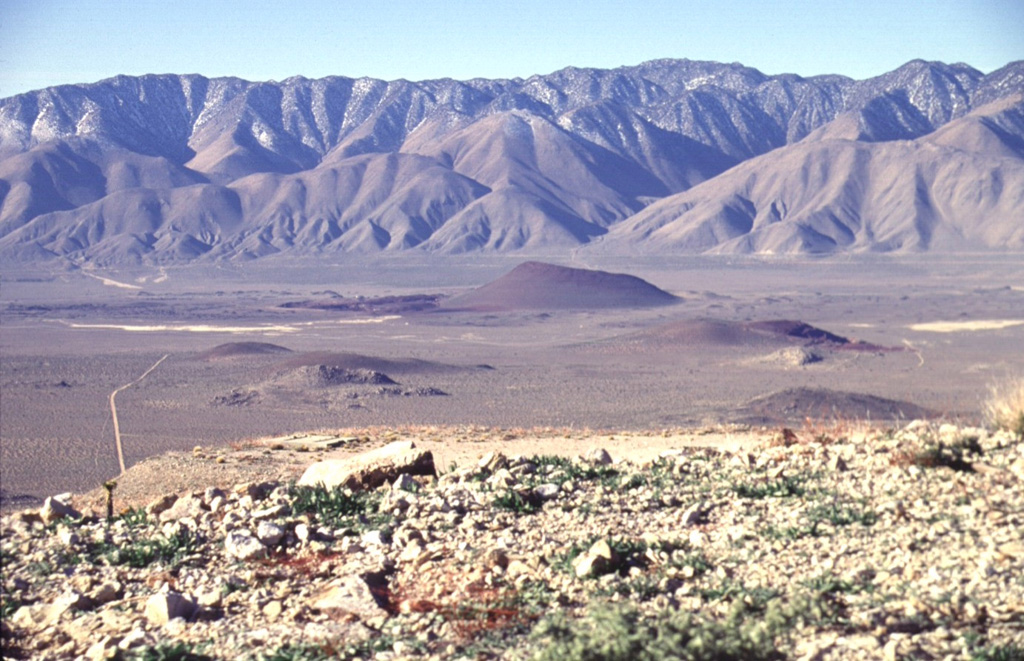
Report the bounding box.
[2,254,1023,506]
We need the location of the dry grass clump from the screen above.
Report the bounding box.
[986,378,1024,437]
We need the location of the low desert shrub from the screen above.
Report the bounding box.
[257,643,334,660]
[492,490,542,515]
[806,500,878,528]
[99,527,201,569]
[968,640,1024,661]
[127,641,212,661]
[526,455,622,488]
[287,483,386,531]
[986,378,1024,437]
[697,579,780,608]
[0,593,21,620]
[529,602,784,661]
[799,571,872,596]
[113,506,149,528]
[730,475,807,499]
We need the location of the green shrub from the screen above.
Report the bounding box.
[969,641,1024,661]
[287,483,386,530]
[526,455,622,488]
[493,490,542,515]
[731,476,806,499]
[257,643,332,660]
[806,501,878,528]
[99,527,201,568]
[113,506,149,528]
[799,572,871,596]
[0,593,21,620]
[127,642,212,661]
[529,603,783,661]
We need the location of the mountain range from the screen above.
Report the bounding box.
[1,58,1022,263]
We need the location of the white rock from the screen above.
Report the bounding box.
[392,473,420,492]
[89,582,121,605]
[117,628,154,650]
[251,504,289,520]
[487,468,517,488]
[11,601,72,630]
[533,483,560,501]
[40,496,80,524]
[204,487,226,503]
[573,553,608,578]
[145,494,178,517]
[144,591,195,626]
[829,455,849,472]
[312,575,388,620]
[224,530,267,560]
[361,530,389,546]
[256,521,285,546]
[681,502,710,526]
[478,451,507,472]
[84,635,121,661]
[159,494,206,523]
[298,441,435,490]
[573,539,618,578]
[59,529,80,546]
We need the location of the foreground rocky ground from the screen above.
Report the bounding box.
[2,422,1023,660]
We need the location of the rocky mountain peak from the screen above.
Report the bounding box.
[1,58,1021,263]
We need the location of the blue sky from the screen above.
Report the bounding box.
[1,0,1021,97]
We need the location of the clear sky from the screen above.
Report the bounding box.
[1,0,1022,98]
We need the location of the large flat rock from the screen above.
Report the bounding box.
[297,441,436,490]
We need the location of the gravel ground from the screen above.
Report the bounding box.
[2,422,1022,660]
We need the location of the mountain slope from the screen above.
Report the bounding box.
[1,59,1022,262]
[602,96,1024,254]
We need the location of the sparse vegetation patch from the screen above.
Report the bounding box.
[2,422,1022,660]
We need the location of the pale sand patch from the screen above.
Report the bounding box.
[333,316,401,325]
[66,322,302,333]
[62,316,399,334]
[81,272,143,290]
[909,320,1024,332]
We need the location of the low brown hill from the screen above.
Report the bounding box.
[594,318,860,353]
[268,351,460,376]
[738,387,936,425]
[446,261,679,311]
[196,342,293,360]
